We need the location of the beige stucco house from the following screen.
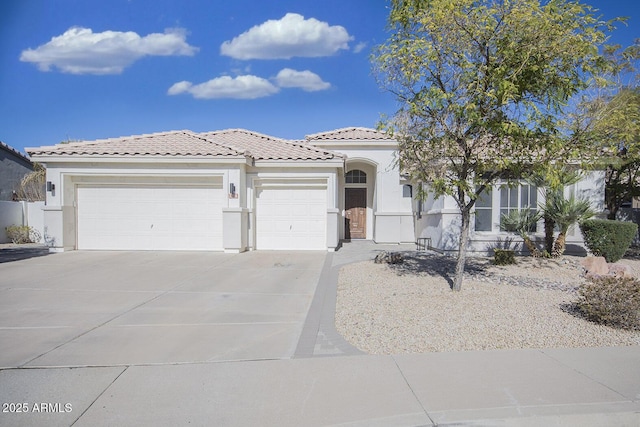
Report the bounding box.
[27,127,604,254]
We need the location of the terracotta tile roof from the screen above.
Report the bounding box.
[200,129,341,161]
[305,127,396,142]
[26,131,246,157]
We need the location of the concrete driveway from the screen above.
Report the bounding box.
[0,250,326,368]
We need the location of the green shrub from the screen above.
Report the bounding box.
[579,219,637,262]
[493,249,516,265]
[5,225,41,244]
[576,276,640,331]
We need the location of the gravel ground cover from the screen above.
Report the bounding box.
[335,253,640,354]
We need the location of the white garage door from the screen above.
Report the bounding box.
[77,183,224,250]
[256,186,327,250]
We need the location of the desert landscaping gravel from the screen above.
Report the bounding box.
[335,253,640,354]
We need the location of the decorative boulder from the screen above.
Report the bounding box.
[581,256,609,278]
[374,251,404,264]
[608,263,632,278]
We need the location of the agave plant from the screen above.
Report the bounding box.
[500,208,542,257]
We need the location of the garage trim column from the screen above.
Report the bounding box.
[327,208,340,251]
[222,207,248,253]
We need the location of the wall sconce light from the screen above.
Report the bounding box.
[46,181,55,192]
[229,183,237,198]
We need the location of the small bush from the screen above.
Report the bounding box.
[374,251,404,264]
[576,276,640,331]
[579,219,637,263]
[493,249,516,265]
[5,225,41,244]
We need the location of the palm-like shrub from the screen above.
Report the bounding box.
[545,193,595,257]
[500,208,542,257]
[531,169,583,253]
[501,192,594,258]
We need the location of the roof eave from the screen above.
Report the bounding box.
[253,159,344,168]
[28,154,252,165]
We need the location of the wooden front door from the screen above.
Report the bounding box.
[345,188,367,239]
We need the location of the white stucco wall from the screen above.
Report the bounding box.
[310,142,416,243]
[0,201,44,243]
[0,201,23,243]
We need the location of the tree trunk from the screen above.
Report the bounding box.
[544,214,554,254]
[552,231,567,257]
[522,235,542,257]
[453,208,471,292]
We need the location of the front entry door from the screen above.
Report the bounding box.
[345,188,367,239]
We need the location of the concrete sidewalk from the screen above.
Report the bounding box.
[1,347,639,426]
[1,242,639,426]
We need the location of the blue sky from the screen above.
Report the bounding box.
[1,0,638,154]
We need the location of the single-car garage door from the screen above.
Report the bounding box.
[77,181,224,250]
[255,186,327,250]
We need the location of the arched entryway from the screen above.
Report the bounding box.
[342,160,377,240]
[345,170,367,239]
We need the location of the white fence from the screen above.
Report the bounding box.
[0,201,45,243]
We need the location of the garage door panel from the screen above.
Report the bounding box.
[267,221,283,232]
[77,184,223,251]
[295,219,323,232]
[292,205,309,216]
[273,204,290,216]
[256,187,326,250]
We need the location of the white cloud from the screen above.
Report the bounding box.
[167,75,279,99]
[220,13,353,60]
[20,27,198,75]
[275,68,330,92]
[167,80,193,95]
[353,42,367,54]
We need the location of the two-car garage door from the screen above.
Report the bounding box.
[77,182,224,251]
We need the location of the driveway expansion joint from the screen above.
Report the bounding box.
[70,365,128,426]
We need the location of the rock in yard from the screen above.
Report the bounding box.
[374,251,404,264]
[581,256,608,277]
[608,263,632,278]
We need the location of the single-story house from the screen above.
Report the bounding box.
[26,128,604,253]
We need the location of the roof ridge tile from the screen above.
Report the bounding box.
[198,129,339,161]
[305,127,394,141]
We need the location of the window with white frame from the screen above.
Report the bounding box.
[474,187,493,231]
[499,183,538,232]
[474,182,538,232]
